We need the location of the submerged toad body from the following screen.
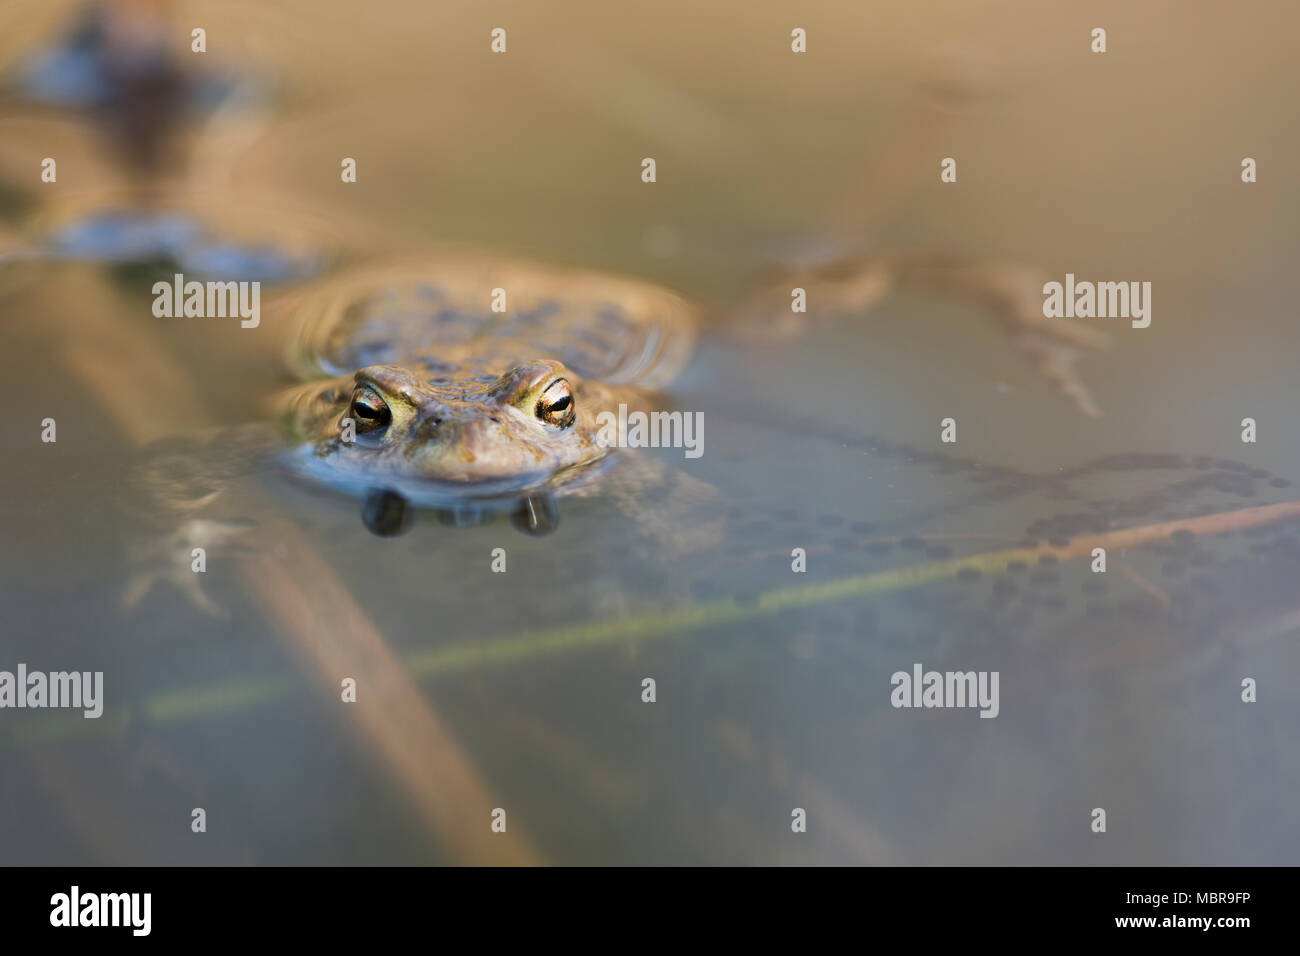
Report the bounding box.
[127,248,1108,609]
[273,256,699,520]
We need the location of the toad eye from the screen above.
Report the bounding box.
[535,378,575,428]
[349,385,391,434]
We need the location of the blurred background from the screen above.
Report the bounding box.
[0,0,1297,864]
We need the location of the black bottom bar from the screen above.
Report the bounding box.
[0,866,1278,942]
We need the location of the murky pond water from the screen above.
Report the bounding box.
[1,0,1298,864]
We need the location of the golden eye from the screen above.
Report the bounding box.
[350,385,391,433]
[535,378,575,428]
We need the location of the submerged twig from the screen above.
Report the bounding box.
[242,519,542,865]
[41,274,539,863]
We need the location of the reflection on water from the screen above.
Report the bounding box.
[1,0,1298,865]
